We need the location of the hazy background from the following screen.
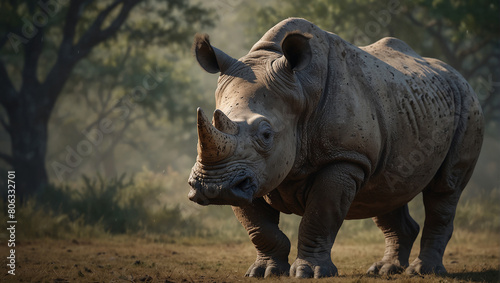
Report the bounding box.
[0,0,498,243]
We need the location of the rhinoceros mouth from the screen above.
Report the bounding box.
[188,170,258,206]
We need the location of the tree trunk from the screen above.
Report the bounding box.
[8,85,52,202]
[11,126,49,202]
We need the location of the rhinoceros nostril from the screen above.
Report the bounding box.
[234,177,253,191]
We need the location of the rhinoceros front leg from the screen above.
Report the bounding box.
[368,204,420,275]
[232,197,291,277]
[290,163,364,278]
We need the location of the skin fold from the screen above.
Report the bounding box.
[187,18,484,278]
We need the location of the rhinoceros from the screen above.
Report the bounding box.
[187,18,484,278]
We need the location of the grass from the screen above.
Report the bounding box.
[1,230,498,282]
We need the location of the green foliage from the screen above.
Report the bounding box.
[1,199,107,239]
[415,0,499,38]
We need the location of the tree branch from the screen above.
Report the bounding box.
[404,10,424,28]
[58,0,87,62]
[81,98,122,134]
[40,0,86,108]
[406,12,458,68]
[79,46,132,133]
[457,38,492,61]
[44,1,137,112]
[0,1,22,49]
[84,86,99,113]
[92,117,132,170]
[0,114,11,134]
[0,32,8,50]
[102,46,131,111]
[75,0,141,60]
[464,52,494,80]
[0,59,17,109]
[429,22,458,67]
[45,0,139,108]
[21,27,44,88]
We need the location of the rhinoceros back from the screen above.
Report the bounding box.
[335,37,484,218]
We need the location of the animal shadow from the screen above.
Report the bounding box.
[439,268,500,282]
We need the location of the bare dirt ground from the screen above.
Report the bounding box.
[1,231,499,282]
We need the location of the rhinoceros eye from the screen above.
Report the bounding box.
[262,131,272,140]
[256,121,274,151]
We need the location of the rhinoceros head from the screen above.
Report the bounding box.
[188,32,312,206]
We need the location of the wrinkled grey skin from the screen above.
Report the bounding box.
[187,18,484,278]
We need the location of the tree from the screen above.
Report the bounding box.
[46,41,211,182]
[0,0,214,200]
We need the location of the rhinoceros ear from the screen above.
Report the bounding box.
[193,33,236,74]
[281,32,313,71]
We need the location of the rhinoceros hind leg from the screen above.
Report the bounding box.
[406,188,461,275]
[368,204,420,275]
[406,93,483,275]
[407,162,475,275]
[407,143,479,276]
[232,198,290,278]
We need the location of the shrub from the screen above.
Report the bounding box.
[3,171,204,238]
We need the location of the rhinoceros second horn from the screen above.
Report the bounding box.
[213,109,239,135]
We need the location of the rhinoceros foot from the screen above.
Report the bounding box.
[406,258,447,275]
[245,257,290,278]
[367,261,405,275]
[290,258,338,278]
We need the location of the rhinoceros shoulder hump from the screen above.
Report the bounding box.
[362,37,421,59]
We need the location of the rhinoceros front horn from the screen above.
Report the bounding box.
[196,108,238,163]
